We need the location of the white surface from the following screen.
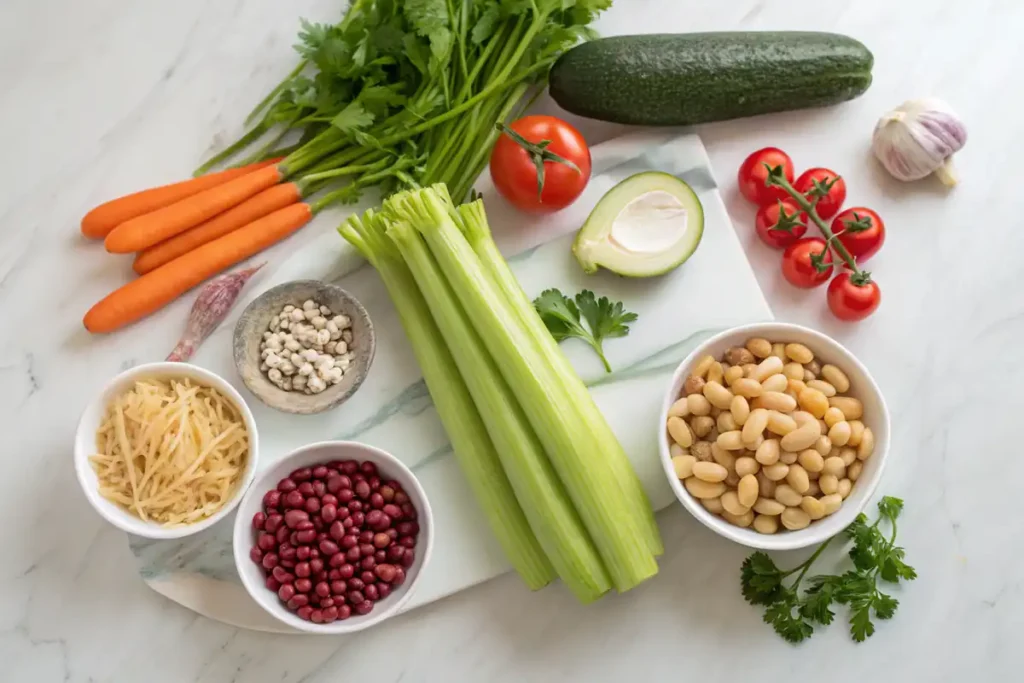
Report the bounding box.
[126,130,770,632]
[232,441,434,635]
[73,362,260,540]
[658,323,890,551]
[2,0,1021,681]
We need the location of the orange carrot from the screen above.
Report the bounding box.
[85,203,313,333]
[133,182,303,274]
[80,159,280,240]
[104,164,284,254]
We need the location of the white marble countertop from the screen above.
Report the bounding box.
[2,0,1018,680]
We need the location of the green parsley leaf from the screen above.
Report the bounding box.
[533,289,637,373]
[765,595,814,644]
[873,591,898,620]
[877,496,904,521]
[740,552,786,606]
[849,603,876,642]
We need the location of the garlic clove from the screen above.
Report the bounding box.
[872,98,966,186]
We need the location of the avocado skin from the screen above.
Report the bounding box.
[549,32,874,126]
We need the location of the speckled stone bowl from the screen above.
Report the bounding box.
[233,280,375,414]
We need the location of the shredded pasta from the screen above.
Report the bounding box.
[90,377,249,526]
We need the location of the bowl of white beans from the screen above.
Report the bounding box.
[658,323,890,550]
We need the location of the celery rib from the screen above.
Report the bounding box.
[385,219,611,603]
[339,211,555,590]
[391,189,659,591]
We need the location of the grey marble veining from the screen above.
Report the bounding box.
[2,0,1022,681]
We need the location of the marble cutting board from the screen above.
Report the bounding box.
[128,132,773,633]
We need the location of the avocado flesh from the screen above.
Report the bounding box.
[573,172,704,277]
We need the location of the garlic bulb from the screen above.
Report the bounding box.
[872,98,967,186]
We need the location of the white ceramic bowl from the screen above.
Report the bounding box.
[659,323,890,550]
[233,441,434,635]
[74,362,259,540]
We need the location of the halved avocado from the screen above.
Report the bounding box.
[573,172,704,277]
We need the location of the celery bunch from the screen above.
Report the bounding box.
[339,185,662,600]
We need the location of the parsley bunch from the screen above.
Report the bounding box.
[533,289,636,372]
[741,496,916,644]
[197,0,612,206]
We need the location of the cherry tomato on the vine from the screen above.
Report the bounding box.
[781,237,833,288]
[738,147,794,206]
[832,207,886,263]
[794,168,846,220]
[754,199,808,249]
[827,273,881,321]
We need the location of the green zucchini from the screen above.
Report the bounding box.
[549,32,873,126]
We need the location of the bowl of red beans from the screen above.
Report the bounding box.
[233,440,433,634]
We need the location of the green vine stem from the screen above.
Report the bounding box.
[765,167,874,286]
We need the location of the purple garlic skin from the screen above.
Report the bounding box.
[872,98,967,187]
[167,263,265,362]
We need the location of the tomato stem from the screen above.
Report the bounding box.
[495,122,581,200]
[765,166,870,282]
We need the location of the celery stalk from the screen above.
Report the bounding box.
[384,219,611,603]
[339,210,555,590]
[455,199,664,558]
[388,188,659,591]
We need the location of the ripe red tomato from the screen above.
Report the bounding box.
[490,115,591,213]
[832,207,886,263]
[738,147,794,206]
[794,168,846,219]
[755,199,808,249]
[827,273,881,321]
[781,238,833,288]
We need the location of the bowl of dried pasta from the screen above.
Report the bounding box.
[74,362,259,539]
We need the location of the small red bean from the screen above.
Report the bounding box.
[266,576,281,591]
[277,478,297,493]
[338,489,355,504]
[310,548,321,559]
[361,570,376,584]
[347,576,364,591]
[354,530,369,543]
[354,481,371,499]
[375,564,397,583]
[322,606,339,622]
[296,519,314,531]
[379,486,395,503]
[316,532,329,544]
[280,559,297,569]
[340,564,356,580]
[369,476,382,491]
[326,475,343,494]
[374,550,386,564]
[279,545,297,562]
[339,535,356,550]
[331,580,347,595]
[337,507,350,521]
[319,540,340,556]
[312,465,329,479]
[289,531,300,546]
[286,597,302,611]
[296,546,311,561]
[257,532,275,552]
[327,521,344,542]
[364,510,383,529]
[373,532,390,549]
[400,503,417,520]
[304,498,321,515]
[264,514,283,533]
[311,481,327,498]
[310,609,324,623]
[364,584,380,601]
[347,590,365,605]
[357,543,374,557]
[327,460,345,470]
[377,583,391,599]
[386,545,405,563]
[342,517,355,529]
[261,553,279,570]
[294,578,313,593]
[292,467,313,482]
[289,593,309,608]
[373,514,392,532]
[400,549,415,568]
[328,569,341,581]
[344,546,360,562]
[284,509,309,529]
[382,504,402,520]
[360,461,378,477]
[284,491,305,509]
[320,597,335,610]
[354,600,373,616]
[340,461,358,475]
[396,521,419,536]
[275,526,290,544]
[322,493,339,507]
[392,567,406,586]
[295,562,311,578]
[321,504,338,523]
[278,584,296,602]
[314,570,328,583]
[263,490,282,509]
[309,558,324,573]
[297,606,314,620]
[252,511,267,530]
[297,482,315,497]
[337,604,352,620]
[350,512,365,527]
[369,493,385,509]
[393,491,409,505]
[312,517,325,532]
[296,530,317,544]
[272,566,291,583]
[328,553,347,568]
[399,536,415,549]
[386,528,398,541]
[249,547,263,564]
[360,558,376,572]
[348,500,363,513]
[315,581,331,598]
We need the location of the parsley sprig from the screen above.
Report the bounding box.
[533,289,637,373]
[741,496,916,644]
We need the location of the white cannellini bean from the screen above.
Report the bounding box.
[268,368,283,382]
[265,352,283,368]
[298,362,315,376]
[307,375,327,393]
[316,329,332,345]
[342,330,353,344]
[319,305,332,316]
[290,308,306,322]
[285,338,302,352]
[302,299,317,311]
[335,341,349,355]
[312,315,328,330]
